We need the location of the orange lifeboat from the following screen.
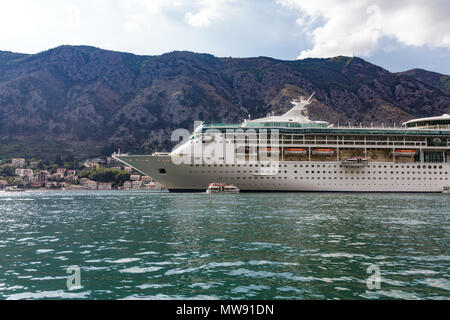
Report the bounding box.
[285,147,307,155]
[259,147,280,153]
[312,148,335,156]
[393,149,416,157]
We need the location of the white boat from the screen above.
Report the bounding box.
[4,186,25,192]
[206,183,240,194]
[443,187,450,194]
[342,157,369,168]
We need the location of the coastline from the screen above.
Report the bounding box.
[0,188,167,193]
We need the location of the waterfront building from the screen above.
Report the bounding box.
[12,158,26,167]
[37,171,49,182]
[64,175,78,183]
[51,173,65,180]
[56,168,67,175]
[132,180,143,189]
[80,178,90,185]
[83,180,98,190]
[98,182,112,190]
[123,181,132,189]
[29,161,39,169]
[67,170,76,176]
[45,181,59,189]
[0,180,8,188]
[141,176,153,183]
[15,168,33,177]
[22,175,33,185]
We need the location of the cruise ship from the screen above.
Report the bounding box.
[113,94,450,193]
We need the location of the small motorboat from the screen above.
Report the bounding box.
[206,183,240,194]
[443,187,450,194]
[4,186,26,192]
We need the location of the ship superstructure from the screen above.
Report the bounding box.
[113,94,450,192]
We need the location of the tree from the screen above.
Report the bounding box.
[53,155,64,167]
[78,169,91,179]
[114,171,131,187]
[78,168,130,187]
[38,160,50,170]
[0,166,15,177]
[91,167,115,182]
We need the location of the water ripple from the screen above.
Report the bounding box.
[0,190,448,300]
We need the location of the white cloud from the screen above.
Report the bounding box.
[277,0,450,59]
[127,0,175,15]
[125,0,232,28]
[68,6,81,30]
[183,0,233,28]
[184,7,218,28]
[0,0,448,74]
[124,21,141,32]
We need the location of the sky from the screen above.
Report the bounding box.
[0,0,449,74]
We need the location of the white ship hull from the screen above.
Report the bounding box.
[113,155,450,193]
[113,95,450,193]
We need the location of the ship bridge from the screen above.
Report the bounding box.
[403,114,450,129]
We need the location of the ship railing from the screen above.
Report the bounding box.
[231,140,429,147]
[332,124,450,131]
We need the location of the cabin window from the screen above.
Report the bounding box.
[159,169,167,174]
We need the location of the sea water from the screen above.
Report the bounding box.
[0,190,448,300]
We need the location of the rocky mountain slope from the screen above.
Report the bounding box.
[0,45,449,159]
[397,68,450,94]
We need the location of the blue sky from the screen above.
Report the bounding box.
[0,0,449,74]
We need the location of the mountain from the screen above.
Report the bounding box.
[0,45,449,160]
[397,68,450,94]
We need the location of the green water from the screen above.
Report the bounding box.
[0,190,448,300]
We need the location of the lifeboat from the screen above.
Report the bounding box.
[393,149,416,157]
[312,148,335,156]
[259,147,280,153]
[284,147,307,155]
[342,157,369,168]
